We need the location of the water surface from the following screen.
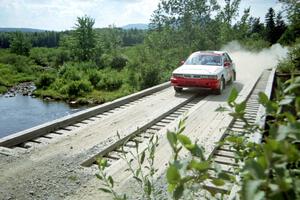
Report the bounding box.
[0,95,86,138]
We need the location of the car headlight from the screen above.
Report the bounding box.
[208,75,218,79]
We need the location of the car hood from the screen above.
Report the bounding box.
[173,64,223,75]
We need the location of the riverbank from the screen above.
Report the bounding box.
[3,82,35,98]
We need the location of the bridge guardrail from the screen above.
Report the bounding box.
[0,82,171,147]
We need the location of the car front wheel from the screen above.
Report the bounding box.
[215,78,225,95]
[174,87,183,93]
[232,71,236,81]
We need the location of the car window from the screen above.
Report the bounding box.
[225,53,232,62]
[185,54,222,66]
[223,55,228,63]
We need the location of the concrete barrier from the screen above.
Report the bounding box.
[0,82,171,147]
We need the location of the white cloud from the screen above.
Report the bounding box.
[0,0,160,30]
[0,0,281,31]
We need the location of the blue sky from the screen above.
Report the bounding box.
[0,0,282,31]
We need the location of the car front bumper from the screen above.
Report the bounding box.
[170,77,220,89]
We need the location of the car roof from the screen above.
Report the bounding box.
[193,51,226,55]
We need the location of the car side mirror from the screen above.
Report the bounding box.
[224,61,230,68]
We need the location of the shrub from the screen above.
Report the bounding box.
[35,73,56,89]
[96,75,123,91]
[74,61,99,71]
[0,76,9,86]
[241,38,270,51]
[0,53,33,73]
[66,80,93,97]
[30,47,71,68]
[0,53,25,65]
[0,86,7,94]
[277,59,295,73]
[277,44,300,73]
[88,71,102,87]
[290,45,300,70]
[54,48,71,66]
[29,48,49,67]
[127,68,139,90]
[110,55,128,70]
[140,64,161,89]
[60,65,81,81]
[100,54,113,68]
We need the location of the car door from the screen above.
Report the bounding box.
[223,53,233,81]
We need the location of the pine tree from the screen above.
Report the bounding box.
[265,7,276,44]
[275,12,287,41]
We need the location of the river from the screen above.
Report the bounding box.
[0,94,86,138]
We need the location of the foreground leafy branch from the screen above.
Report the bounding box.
[166,117,235,199]
[95,134,159,200]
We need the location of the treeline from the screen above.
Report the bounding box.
[0,28,146,49]
[0,31,60,48]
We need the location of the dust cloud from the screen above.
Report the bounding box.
[221,41,289,81]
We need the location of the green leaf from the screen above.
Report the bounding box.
[188,144,205,160]
[140,151,145,165]
[215,106,230,112]
[279,95,295,105]
[228,88,238,106]
[211,178,225,186]
[294,76,300,83]
[100,158,108,168]
[99,187,112,193]
[133,176,142,183]
[173,184,184,200]
[284,83,300,94]
[284,112,296,123]
[258,92,269,106]
[168,183,176,193]
[135,168,141,177]
[178,126,186,134]
[235,101,246,113]
[188,160,210,171]
[167,131,177,151]
[95,173,103,180]
[244,160,265,179]
[277,125,289,140]
[277,123,300,140]
[166,164,181,184]
[178,118,186,129]
[146,179,152,195]
[242,180,264,200]
[108,176,114,187]
[218,172,235,182]
[177,134,191,146]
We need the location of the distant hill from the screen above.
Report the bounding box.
[122,24,148,30]
[0,28,47,33]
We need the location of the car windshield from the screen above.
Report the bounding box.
[185,53,222,66]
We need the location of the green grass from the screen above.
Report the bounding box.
[33,89,67,100]
[0,63,38,94]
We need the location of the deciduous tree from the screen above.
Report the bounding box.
[73,15,96,61]
[10,32,31,56]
